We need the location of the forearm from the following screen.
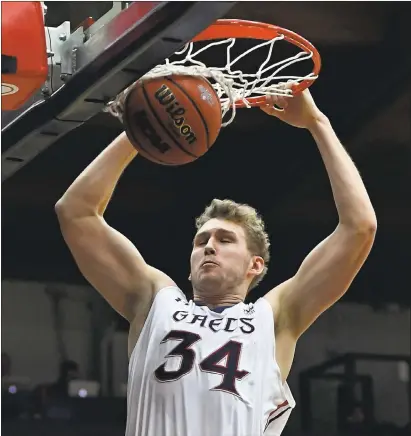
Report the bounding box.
[56,132,137,217]
[308,116,377,230]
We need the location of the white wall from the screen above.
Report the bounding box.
[1,280,97,386]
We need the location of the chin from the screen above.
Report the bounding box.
[193,275,224,293]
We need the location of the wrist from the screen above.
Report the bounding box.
[306,112,329,133]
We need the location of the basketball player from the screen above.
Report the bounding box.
[55,87,377,436]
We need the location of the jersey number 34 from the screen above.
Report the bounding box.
[154,330,249,397]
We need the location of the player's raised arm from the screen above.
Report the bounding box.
[262,87,377,338]
[55,132,174,321]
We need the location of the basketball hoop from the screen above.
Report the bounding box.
[107,19,321,126]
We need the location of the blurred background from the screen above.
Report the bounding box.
[2,2,410,436]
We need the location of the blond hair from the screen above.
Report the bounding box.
[195,199,270,290]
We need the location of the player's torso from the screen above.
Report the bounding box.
[126,286,294,436]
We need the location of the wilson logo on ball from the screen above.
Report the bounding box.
[123,75,221,166]
[155,85,197,145]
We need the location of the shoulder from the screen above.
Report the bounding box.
[149,266,177,294]
[128,281,187,356]
[119,266,175,322]
[148,268,191,317]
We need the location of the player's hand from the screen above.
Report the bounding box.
[260,83,324,130]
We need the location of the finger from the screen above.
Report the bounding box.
[260,103,286,118]
[265,95,288,110]
[260,105,276,116]
[286,80,298,90]
[277,81,298,97]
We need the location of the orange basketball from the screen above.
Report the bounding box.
[123,75,222,165]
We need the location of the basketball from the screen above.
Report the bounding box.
[122,75,222,165]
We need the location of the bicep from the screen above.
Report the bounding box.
[267,224,376,338]
[58,215,173,320]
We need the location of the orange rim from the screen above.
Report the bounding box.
[193,19,321,107]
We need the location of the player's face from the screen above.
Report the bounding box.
[190,218,264,293]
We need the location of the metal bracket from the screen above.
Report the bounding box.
[44,21,71,94]
[60,26,85,78]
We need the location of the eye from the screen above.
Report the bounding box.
[221,239,232,243]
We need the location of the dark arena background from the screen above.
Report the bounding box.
[1,2,410,436]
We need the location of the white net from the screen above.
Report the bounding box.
[106,34,317,127]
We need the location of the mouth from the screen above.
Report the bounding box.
[201,260,219,267]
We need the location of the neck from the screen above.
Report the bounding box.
[193,285,248,309]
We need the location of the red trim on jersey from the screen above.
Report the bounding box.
[264,401,290,431]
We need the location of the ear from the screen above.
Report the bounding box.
[250,256,265,276]
[188,273,192,281]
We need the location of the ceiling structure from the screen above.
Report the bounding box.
[2,2,410,306]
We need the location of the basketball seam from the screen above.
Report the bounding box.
[142,83,200,159]
[166,77,211,150]
[124,91,172,165]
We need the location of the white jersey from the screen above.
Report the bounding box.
[126,286,295,436]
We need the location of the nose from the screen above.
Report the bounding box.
[204,240,216,256]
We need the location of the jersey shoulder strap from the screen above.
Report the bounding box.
[151,285,188,316]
